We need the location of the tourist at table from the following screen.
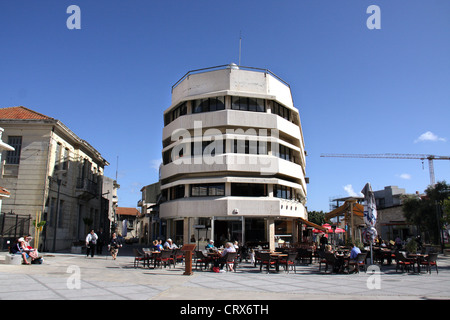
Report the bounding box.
[218,242,236,271]
[206,240,216,251]
[163,238,178,250]
[347,243,362,273]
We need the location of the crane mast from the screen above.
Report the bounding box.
[320,153,450,186]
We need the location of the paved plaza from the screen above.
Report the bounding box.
[1,247,449,301]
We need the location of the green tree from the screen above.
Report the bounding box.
[308,211,326,226]
[402,181,450,244]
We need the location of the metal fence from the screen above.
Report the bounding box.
[0,212,31,250]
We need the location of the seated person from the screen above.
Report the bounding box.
[219,242,236,271]
[206,240,216,251]
[24,235,39,260]
[348,243,362,273]
[152,240,161,252]
[10,238,31,264]
[163,238,177,250]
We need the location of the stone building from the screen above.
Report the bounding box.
[0,106,109,251]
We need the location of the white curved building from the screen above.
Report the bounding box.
[160,64,308,250]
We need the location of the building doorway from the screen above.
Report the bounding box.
[213,218,242,247]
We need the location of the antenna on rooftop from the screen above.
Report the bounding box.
[115,155,119,181]
[239,31,242,66]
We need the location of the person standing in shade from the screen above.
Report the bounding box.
[85,229,98,258]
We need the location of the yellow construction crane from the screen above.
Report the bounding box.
[320,153,450,186]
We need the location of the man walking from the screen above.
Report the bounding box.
[85,229,98,258]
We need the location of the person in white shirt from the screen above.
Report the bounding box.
[163,238,178,250]
[219,242,237,271]
[85,229,98,258]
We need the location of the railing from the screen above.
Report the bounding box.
[76,178,98,196]
[0,213,31,250]
[171,64,291,92]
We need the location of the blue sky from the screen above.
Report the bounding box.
[1,1,449,212]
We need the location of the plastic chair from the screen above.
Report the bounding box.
[420,253,438,274]
[259,252,276,273]
[195,251,210,270]
[224,252,238,272]
[280,253,297,273]
[347,253,367,273]
[133,249,150,268]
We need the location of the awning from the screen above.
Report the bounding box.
[325,200,364,221]
[298,217,327,232]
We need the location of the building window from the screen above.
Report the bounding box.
[62,148,69,170]
[231,96,265,112]
[278,144,292,162]
[6,136,22,164]
[272,101,291,121]
[54,143,62,170]
[274,185,294,200]
[170,185,185,200]
[232,139,267,155]
[193,97,225,113]
[191,184,225,197]
[231,183,267,197]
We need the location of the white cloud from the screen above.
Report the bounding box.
[398,173,411,180]
[414,131,446,143]
[343,184,363,197]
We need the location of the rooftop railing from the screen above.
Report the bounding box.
[171,64,290,92]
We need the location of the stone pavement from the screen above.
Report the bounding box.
[1,247,450,301]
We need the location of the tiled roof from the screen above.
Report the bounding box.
[116,207,140,217]
[0,106,54,120]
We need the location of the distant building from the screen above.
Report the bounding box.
[137,182,161,244]
[102,176,120,234]
[115,207,140,240]
[374,186,417,241]
[0,106,109,251]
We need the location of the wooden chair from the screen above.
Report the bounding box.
[420,253,438,274]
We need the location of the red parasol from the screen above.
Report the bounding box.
[313,224,345,234]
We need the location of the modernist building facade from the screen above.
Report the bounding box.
[159,64,308,250]
[0,106,109,251]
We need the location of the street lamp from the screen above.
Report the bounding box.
[52,170,66,252]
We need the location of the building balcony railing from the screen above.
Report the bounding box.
[76,178,98,198]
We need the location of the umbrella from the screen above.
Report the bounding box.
[361,182,378,264]
[313,224,345,234]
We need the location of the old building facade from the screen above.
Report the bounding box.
[0,106,109,251]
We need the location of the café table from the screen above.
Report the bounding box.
[269,252,288,272]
